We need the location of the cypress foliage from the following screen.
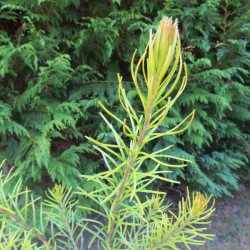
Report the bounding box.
[0,0,249,196]
[153,0,250,196]
[0,0,162,192]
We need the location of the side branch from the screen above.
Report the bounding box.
[0,208,55,250]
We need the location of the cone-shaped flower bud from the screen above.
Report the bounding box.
[148,17,179,87]
[130,16,191,129]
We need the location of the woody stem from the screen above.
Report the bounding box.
[107,96,154,247]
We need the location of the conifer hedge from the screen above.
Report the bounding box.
[0,0,249,197]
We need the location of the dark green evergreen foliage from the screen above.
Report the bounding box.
[155,0,250,196]
[0,0,161,191]
[0,0,249,196]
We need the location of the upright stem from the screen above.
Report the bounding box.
[60,204,79,250]
[217,1,229,68]
[107,94,155,247]
[222,1,229,44]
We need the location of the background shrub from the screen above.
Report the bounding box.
[0,0,249,197]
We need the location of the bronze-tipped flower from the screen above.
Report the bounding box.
[148,17,179,85]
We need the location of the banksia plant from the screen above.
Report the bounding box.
[0,17,215,249]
